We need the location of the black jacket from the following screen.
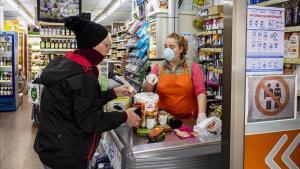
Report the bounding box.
[34,54,126,169]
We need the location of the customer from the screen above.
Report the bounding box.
[34,16,140,169]
[143,33,207,124]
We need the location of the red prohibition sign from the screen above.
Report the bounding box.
[255,76,290,116]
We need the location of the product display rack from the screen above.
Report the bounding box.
[27,22,77,81]
[194,2,224,117]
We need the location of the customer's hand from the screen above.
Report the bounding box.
[114,85,136,97]
[146,74,158,85]
[196,113,207,124]
[125,107,141,128]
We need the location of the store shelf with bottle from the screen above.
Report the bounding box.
[193,1,224,115]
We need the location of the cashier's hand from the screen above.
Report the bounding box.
[196,113,207,124]
[125,107,141,128]
[114,85,136,97]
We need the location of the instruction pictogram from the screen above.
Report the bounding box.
[255,76,290,116]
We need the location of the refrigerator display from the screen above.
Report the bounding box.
[0,31,19,111]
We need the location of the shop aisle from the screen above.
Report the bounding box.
[0,98,42,169]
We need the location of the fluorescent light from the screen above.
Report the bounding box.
[6,0,18,10]
[106,1,121,16]
[97,14,106,23]
[6,0,34,24]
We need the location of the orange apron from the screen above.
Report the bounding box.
[157,64,198,118]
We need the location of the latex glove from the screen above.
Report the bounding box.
[196,113,207,124]
[146,74,158,85]
[114,85,136,97]
[125,107,141,128]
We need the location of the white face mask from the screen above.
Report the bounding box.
[164,48,175,61]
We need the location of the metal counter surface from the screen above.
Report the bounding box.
[106,117,222,169]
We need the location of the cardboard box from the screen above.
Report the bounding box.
[208,5,224,16]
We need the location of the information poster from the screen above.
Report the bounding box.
[246,6,285,75]
[246,75,297,123]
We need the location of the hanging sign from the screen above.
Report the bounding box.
[246,75,297,123]
[246,6,285,75]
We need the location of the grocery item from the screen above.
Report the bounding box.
[148,127,166,143]
[136,128,150,137]
[158,111,168,125]
[156,124,172,132]
[134,92,159,128]
[146,116,157,129]
[287,33,300,58]
[174,125,195,139]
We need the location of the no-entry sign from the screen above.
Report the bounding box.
[246,75,297,123]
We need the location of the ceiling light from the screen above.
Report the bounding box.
[6,0,34,24]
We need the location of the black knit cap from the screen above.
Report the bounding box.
[64,16,108,49]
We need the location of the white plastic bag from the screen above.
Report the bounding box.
[193,117,222,137]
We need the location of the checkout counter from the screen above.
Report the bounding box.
[99,117,222,169]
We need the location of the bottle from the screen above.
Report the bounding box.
[56,27,61,35]
[293,0,300,26]
[285,2,293,26]
[61,28,65,35]
[40,40,46,49]
[46,39,50,49]
[0,57,3,66]
[71,40,75,49]
[54,40,58,49]
[66,40,71,49]
[40,26,44,35]
[59,40,63,49]
[70,31,74,36]
[63,40,67,49]
[50,40,55,49]
[65,28,70,36]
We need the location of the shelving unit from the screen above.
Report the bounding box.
[194,1,224,117]
[254,0,289,6]
[285,26,300,33]
[284,58,300,64]
[40,49,74,53]
[40,35,76,39]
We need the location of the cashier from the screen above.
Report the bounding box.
[143,33,207,124]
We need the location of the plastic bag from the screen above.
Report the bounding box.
[193,117,222,137]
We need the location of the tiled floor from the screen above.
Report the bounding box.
[0,98,42,169]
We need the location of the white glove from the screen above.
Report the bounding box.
[196,113,207,124]
[146,74,158,85]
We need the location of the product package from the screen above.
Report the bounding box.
[174,125,195,139]
[136,22,149,38]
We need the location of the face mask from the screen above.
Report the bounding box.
[164,48,175,61]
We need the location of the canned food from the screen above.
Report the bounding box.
[158,111,168,125]
[146,117,157,130]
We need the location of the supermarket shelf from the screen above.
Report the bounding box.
[0,52,12,55]
[28,34,41,38]
[40,35,75,39]
[196,29,223,36]
[113,39,128,43]
[254,0,288,6]
[39,21,64,26]
[0,65,12,68]
[117,47,127,50]
[111,30,128,36]
[0,80,12,83]
[200,48,223,53]
[40,49,74,53]
[285,26,300,33]
[284,58,300,64]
